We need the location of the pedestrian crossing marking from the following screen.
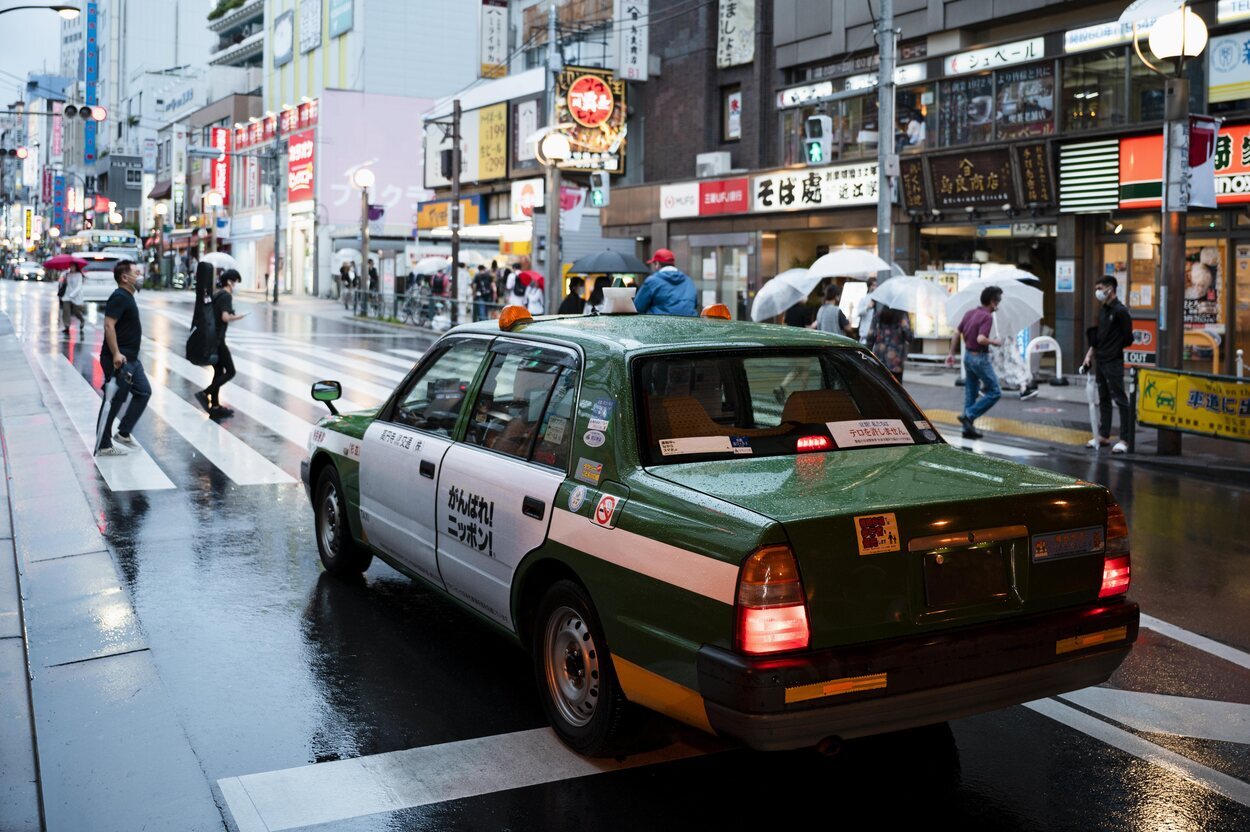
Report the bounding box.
[227,351,375,414]
[31,349,177,492]
[144,339,316,449]
[133,358,296,487]
[928,408,1091,447]
[937,428,1044,458]
[1060,688,1250,745]
[278,347,406,383]
[343,348,417,370]
[388,348,426,360]
[230,344,393,402]
[218,728,713,832]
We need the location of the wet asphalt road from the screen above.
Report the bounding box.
[3,279,1250,831]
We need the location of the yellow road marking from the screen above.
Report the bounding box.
[927,409,1091,447]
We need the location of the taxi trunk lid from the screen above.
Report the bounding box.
[650,444,1109,649]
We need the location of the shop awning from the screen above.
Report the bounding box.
[148,179,172,200]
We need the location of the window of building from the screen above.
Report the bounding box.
[1130,57,1166,123]
[939,74,993,147]
[125,168,142,187]
[722,85,742,142]
[896,85,934,151]
[838,94,879,159]
[995,63,1055,140]
[1062,50,1127,132]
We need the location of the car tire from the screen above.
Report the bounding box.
[314,466,373,577]
[533,579,629,756]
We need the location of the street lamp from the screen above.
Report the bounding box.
[352,167,375,316]
[537,130,571,310]
[0,5,81,19]
[1128,1,1209,455]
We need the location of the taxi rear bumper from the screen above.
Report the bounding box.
[697,601,1138,752]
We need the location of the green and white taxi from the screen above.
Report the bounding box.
[301,305,1138,756]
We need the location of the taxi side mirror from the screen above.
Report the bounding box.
[311,380,341,415]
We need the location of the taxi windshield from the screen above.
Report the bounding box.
[635,348,939,464]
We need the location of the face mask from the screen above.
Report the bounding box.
[1095,289,1108,302]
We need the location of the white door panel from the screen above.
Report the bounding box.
[436,445,564,630]
[360,421,452,587]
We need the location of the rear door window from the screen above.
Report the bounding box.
[637,348,936,464]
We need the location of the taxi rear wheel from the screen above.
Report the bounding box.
[314,467,373,577]
[533,580,628,756]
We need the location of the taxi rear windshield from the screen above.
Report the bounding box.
[636,349,938,464]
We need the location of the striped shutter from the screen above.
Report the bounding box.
[1059,139,1120,213]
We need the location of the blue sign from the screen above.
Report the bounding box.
[84,2,98,164]
[329,0,353,37]
[52,175,65,229]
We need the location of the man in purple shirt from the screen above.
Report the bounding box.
[946,285,1004,439]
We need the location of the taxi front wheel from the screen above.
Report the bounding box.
[314,467,373,577]
[533,580,628,756]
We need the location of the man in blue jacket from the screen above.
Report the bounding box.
[634,248,698,315]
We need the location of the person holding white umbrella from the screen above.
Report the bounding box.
[946,285,1004,439]
[1081,275,1134,454]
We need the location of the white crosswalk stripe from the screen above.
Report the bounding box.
[31,349,177,492]
[343,348,418,370]
[231,344,393,402]
[388,348,426,360]
[279,347,407,383]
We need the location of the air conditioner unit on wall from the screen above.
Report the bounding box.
[696,152,731,179]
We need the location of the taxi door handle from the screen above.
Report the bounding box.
[522,496,545,520]
[419,460,436,479]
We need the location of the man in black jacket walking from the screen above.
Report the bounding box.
[1082,275,1134,453]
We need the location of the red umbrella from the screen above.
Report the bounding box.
[516,270,544,290]
[43,254,87,271]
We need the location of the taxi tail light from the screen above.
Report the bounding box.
[796,435,832,453]
[1099,500,1131,599]
[736,545,810,655]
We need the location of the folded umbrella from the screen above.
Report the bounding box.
[43,254,87,270]
[568,250,650,275]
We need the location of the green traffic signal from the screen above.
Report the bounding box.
[590,189,606,207]
[805,141,823,164]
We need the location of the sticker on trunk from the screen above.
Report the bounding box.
[588,398,615,432]
[828,419,914,448]
[855,512,900,556]
[583,429,606,447]
[592,493,622,529]
[568,485,588,512]
[575,457,603,485]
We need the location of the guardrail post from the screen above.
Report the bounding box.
[1238,349,1245,379]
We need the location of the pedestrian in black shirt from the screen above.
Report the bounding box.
[558,276,586,315]
[94,261,150,456]
[1082,275,1134,453]
[197,269,246,418]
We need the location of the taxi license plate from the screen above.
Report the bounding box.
[923,546,1011,609]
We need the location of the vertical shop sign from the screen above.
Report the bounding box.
[899,158,927,210]
[273,10,295,67]
[725,89,742,140]
[210,127,231,206]
[480,0,508,79]
[1016,143,1054,205]
[329,0,353,37]
[1185,245,1223,325]
[24,208,32,242]
[42,169,52,204]
[510,94,544,177]
[478,103,507,182]
[554,67,627,173]
[1125,319,1157,367]
[84,2,98,165]
[614,0,649,81]
[287,129,316,203]
[299,0,322,53]
[717,0,755,68]
[53,175,65,230]
[51,101,63,158]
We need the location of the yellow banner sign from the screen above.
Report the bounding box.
[478,103,507,183]
[1136,367,1250,442]
[415,198,481,231]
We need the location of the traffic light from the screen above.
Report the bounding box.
[440,148,454,179]
[0,147,29,158]
[63,104,107,121]
[803,115,833,166]
[588,171,610,207]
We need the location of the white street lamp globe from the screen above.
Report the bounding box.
[54,6,81,20]
[540,131,572,163]
[1149,6,1208,60]
[108,212,123,224]
[154,203,168,216]
[48,227,60,237]
[352,167,376,190]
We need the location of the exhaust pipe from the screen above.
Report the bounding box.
[814,735,843,757]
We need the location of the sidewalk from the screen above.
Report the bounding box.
[0,315,223,831]
[903,362,1250,482]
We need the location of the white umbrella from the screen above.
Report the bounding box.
[414,256,450,276]
[808,248,892,279]
[868,276,950,314]
[200,252,241,271]
[333,248,361,265]
[458,250,488,266]
[750,268,815,321]
[978,266,1041,285]
[945,278,1044,339]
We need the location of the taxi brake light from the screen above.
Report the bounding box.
[701,303,732,320]
[499,304,533,331]
[736,545,810,655]
[1099,500,1131,599]
[796,435,832,453]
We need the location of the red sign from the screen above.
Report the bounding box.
[1121,123,1250,208]
[699,178,749,215]
[287,129,315,203]
[210,127,231,207]
[1125,319,1157,368]
[566,75,614,127]
[93,195,110,213]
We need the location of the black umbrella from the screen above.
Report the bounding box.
[567,250,650,275]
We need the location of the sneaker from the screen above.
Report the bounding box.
[1019,388,1039,401]
[962,428,984,440]
[114,432,137,447]
[1086,437,1110,449]
[210,405,234,419]
[194,390,211,413]
[957,413,974,431]
[1112,440,1128,454]
[1085,438,1099,449]
[96,445,129,457]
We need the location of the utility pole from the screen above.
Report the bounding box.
[876,0,896,282]
[1157,74,1188,455]
[545,2,562,311]
[450,98,462,325]
[359,181,370,316]
[272,112,283,304]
